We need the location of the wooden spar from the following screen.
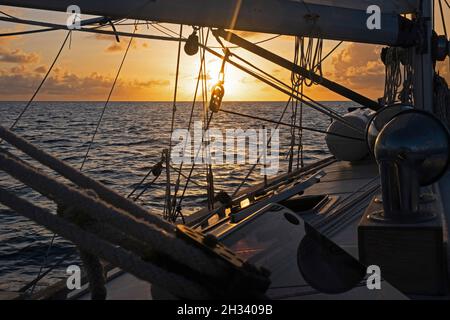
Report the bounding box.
[1,0,416,46]
[215,29,380,110]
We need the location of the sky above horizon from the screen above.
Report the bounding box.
[0,4,449,102]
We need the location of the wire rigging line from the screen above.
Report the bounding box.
[209,31,361,134]
[7,31,71,132]
[149,23,178,38]
[199,28,216,212]
[439,0,448,37]
[208,37,363,135]
[80,28,136,171]
[318,41,343,68]
[27,21,141,296]
[155,23,181,37]
[232,97,293,197]
[444,0,450,9]
[7,29,72,296]
[171,29,213,221]
[175,29,215,211]
[219,108,364,141]
[0,9,18,19]
[438,0,449,73]
[0,16,355,132]
[207,34,282,49]
[0,27,56,37]
[165,24,184,221]
[28,233,58,296]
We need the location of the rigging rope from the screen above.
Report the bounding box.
[171,28,211,222]
[175,29,217,215]
[232,98,293,197]
[438,0,450,76]
[164,24,184,221]
[80,26,136,171]
[0,28,57,37]
[0,134,271,299]
[219,109,364,141]
[207,34,282,49]
[382,47,414,105]
[4,31,72,295]
[6,31,71,132]
[219,43,363,134]
[382,47,403,105]
[29,20,136,295]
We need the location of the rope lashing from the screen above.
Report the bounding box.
[0,130,271,299]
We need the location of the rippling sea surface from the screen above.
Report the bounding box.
[0,101,354,294]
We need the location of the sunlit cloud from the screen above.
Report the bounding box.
[0,47,39,64]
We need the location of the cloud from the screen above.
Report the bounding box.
[106,43,125,52]
[0,67,170,99]
[34,66,47,74]
[0,47,39,64]
[131,79,170,88]
[92,34,148,53]
[327,43,385,94]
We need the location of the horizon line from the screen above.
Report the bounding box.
[0,100,352,103]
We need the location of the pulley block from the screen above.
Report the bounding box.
[209,83,225,113]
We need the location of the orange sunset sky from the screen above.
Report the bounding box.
[0,4,449,102]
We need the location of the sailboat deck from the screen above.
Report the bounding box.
[71,158,393,300]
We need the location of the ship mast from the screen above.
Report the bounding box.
[413,0,434,111]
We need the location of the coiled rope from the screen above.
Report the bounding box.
[382,47,414,105]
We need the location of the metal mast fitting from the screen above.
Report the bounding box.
[1,0,417,46]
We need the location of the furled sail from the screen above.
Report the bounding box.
[301,0,418,14]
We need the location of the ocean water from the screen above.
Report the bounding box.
[0,101,355,294]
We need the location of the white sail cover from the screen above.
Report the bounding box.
[301,0,418,13]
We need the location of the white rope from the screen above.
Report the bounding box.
[0,150,228,279]
[0,187,210,299]
[0,150,270,298]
